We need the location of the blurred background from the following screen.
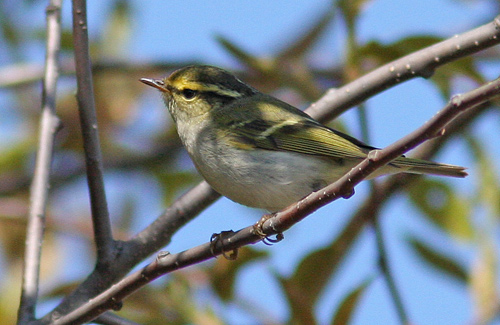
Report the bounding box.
[1,0,500,324]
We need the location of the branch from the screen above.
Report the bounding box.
[316,97,494,321]
[17,1,62,323]
[119,13,500,261]
[306,15,500,121]
[51,75,500,324]
[72,0,114,262]
[42,16,500,322]
[372,211,409,324]
[258,77,500,234]
[128,181,220,251]
[94,312,141,325]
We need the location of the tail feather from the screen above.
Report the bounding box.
[391,157,468,178]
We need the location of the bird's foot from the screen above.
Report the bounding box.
[252,213,284,245]
[210,230,238,260]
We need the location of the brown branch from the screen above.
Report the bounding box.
[51,74,500,325]
[17,1,62,323]
[122,14,500,262]
[40,16,500,322]
[72,0,114,261]
[262,77,500,234]
[306,15,500,121]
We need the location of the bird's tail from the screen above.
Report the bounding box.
[391,156,468,178]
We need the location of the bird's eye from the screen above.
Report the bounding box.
[181,89,198,100]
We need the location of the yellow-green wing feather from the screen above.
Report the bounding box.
[257,120,368,159]
[224,101,369,159]
[220,99,467,178]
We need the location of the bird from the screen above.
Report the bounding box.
[140,65,467,213]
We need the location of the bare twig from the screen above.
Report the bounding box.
[306,15,500,121]
[314,98,494,321]
[124,14,500,261]
[52,75,500,325]
[72,0,114,261]
[94,312,141,325]
[0,60,202,88]
[261,77,500,234]
[17,1,62,323]
[41,16,500,322]
[372,212,410,324]
[129,181,220,250]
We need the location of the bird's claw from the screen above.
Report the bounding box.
[210,230,238,260]
[252,214,284,245]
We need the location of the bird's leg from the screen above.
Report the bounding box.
[210,230,238,260]
[253,213,284,245]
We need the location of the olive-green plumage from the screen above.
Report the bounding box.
[141,65,467,211]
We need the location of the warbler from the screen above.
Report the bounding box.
[141,65,467,212]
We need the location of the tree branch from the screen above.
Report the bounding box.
[306,15,500,121]
[72,0,114,262]
[94,312,141,325]
[41,16,500,322]
[372,211,409,324]
[51,75,500,325]
[120,14,500,260]
[17,1,62,323]
[258,76,500,234]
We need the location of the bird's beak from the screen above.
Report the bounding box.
[140,78,169,93]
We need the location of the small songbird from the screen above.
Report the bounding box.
[141,65,467,212]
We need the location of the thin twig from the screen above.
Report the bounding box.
[72,0,114,262]
[42,17,500,322]
[345,14,409,321]
[52,75,500,325]
[17,1,62,323]
[306,15,500,121]
[94,312,142,325]
[372,214,410,324]
[123,14,500,262]
[317,98,494,320]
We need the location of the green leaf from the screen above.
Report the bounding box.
[338,0,373,28]
[0,4,22,48]
[470,240,499,324]
[278,246,335,324]
[154,170,200,205]
[279,9,334,59]
[331,278,372,325]
[209,247,268,302]
[279,216,367,324]
[408,179,473,240]
[465,135,500,219]
[0,140,33,173]
[359,36,443,63]
[216,35,270,72]
[408,236,468,283]
[99,0,132,59]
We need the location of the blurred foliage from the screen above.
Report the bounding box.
[331,278,373,325]
[209,247,268,302]
[408,179,473,240]
[358,36,485,97]
[407,236,468,283]
[1,0,500,324]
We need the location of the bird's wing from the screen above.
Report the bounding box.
[228,115,370,160]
